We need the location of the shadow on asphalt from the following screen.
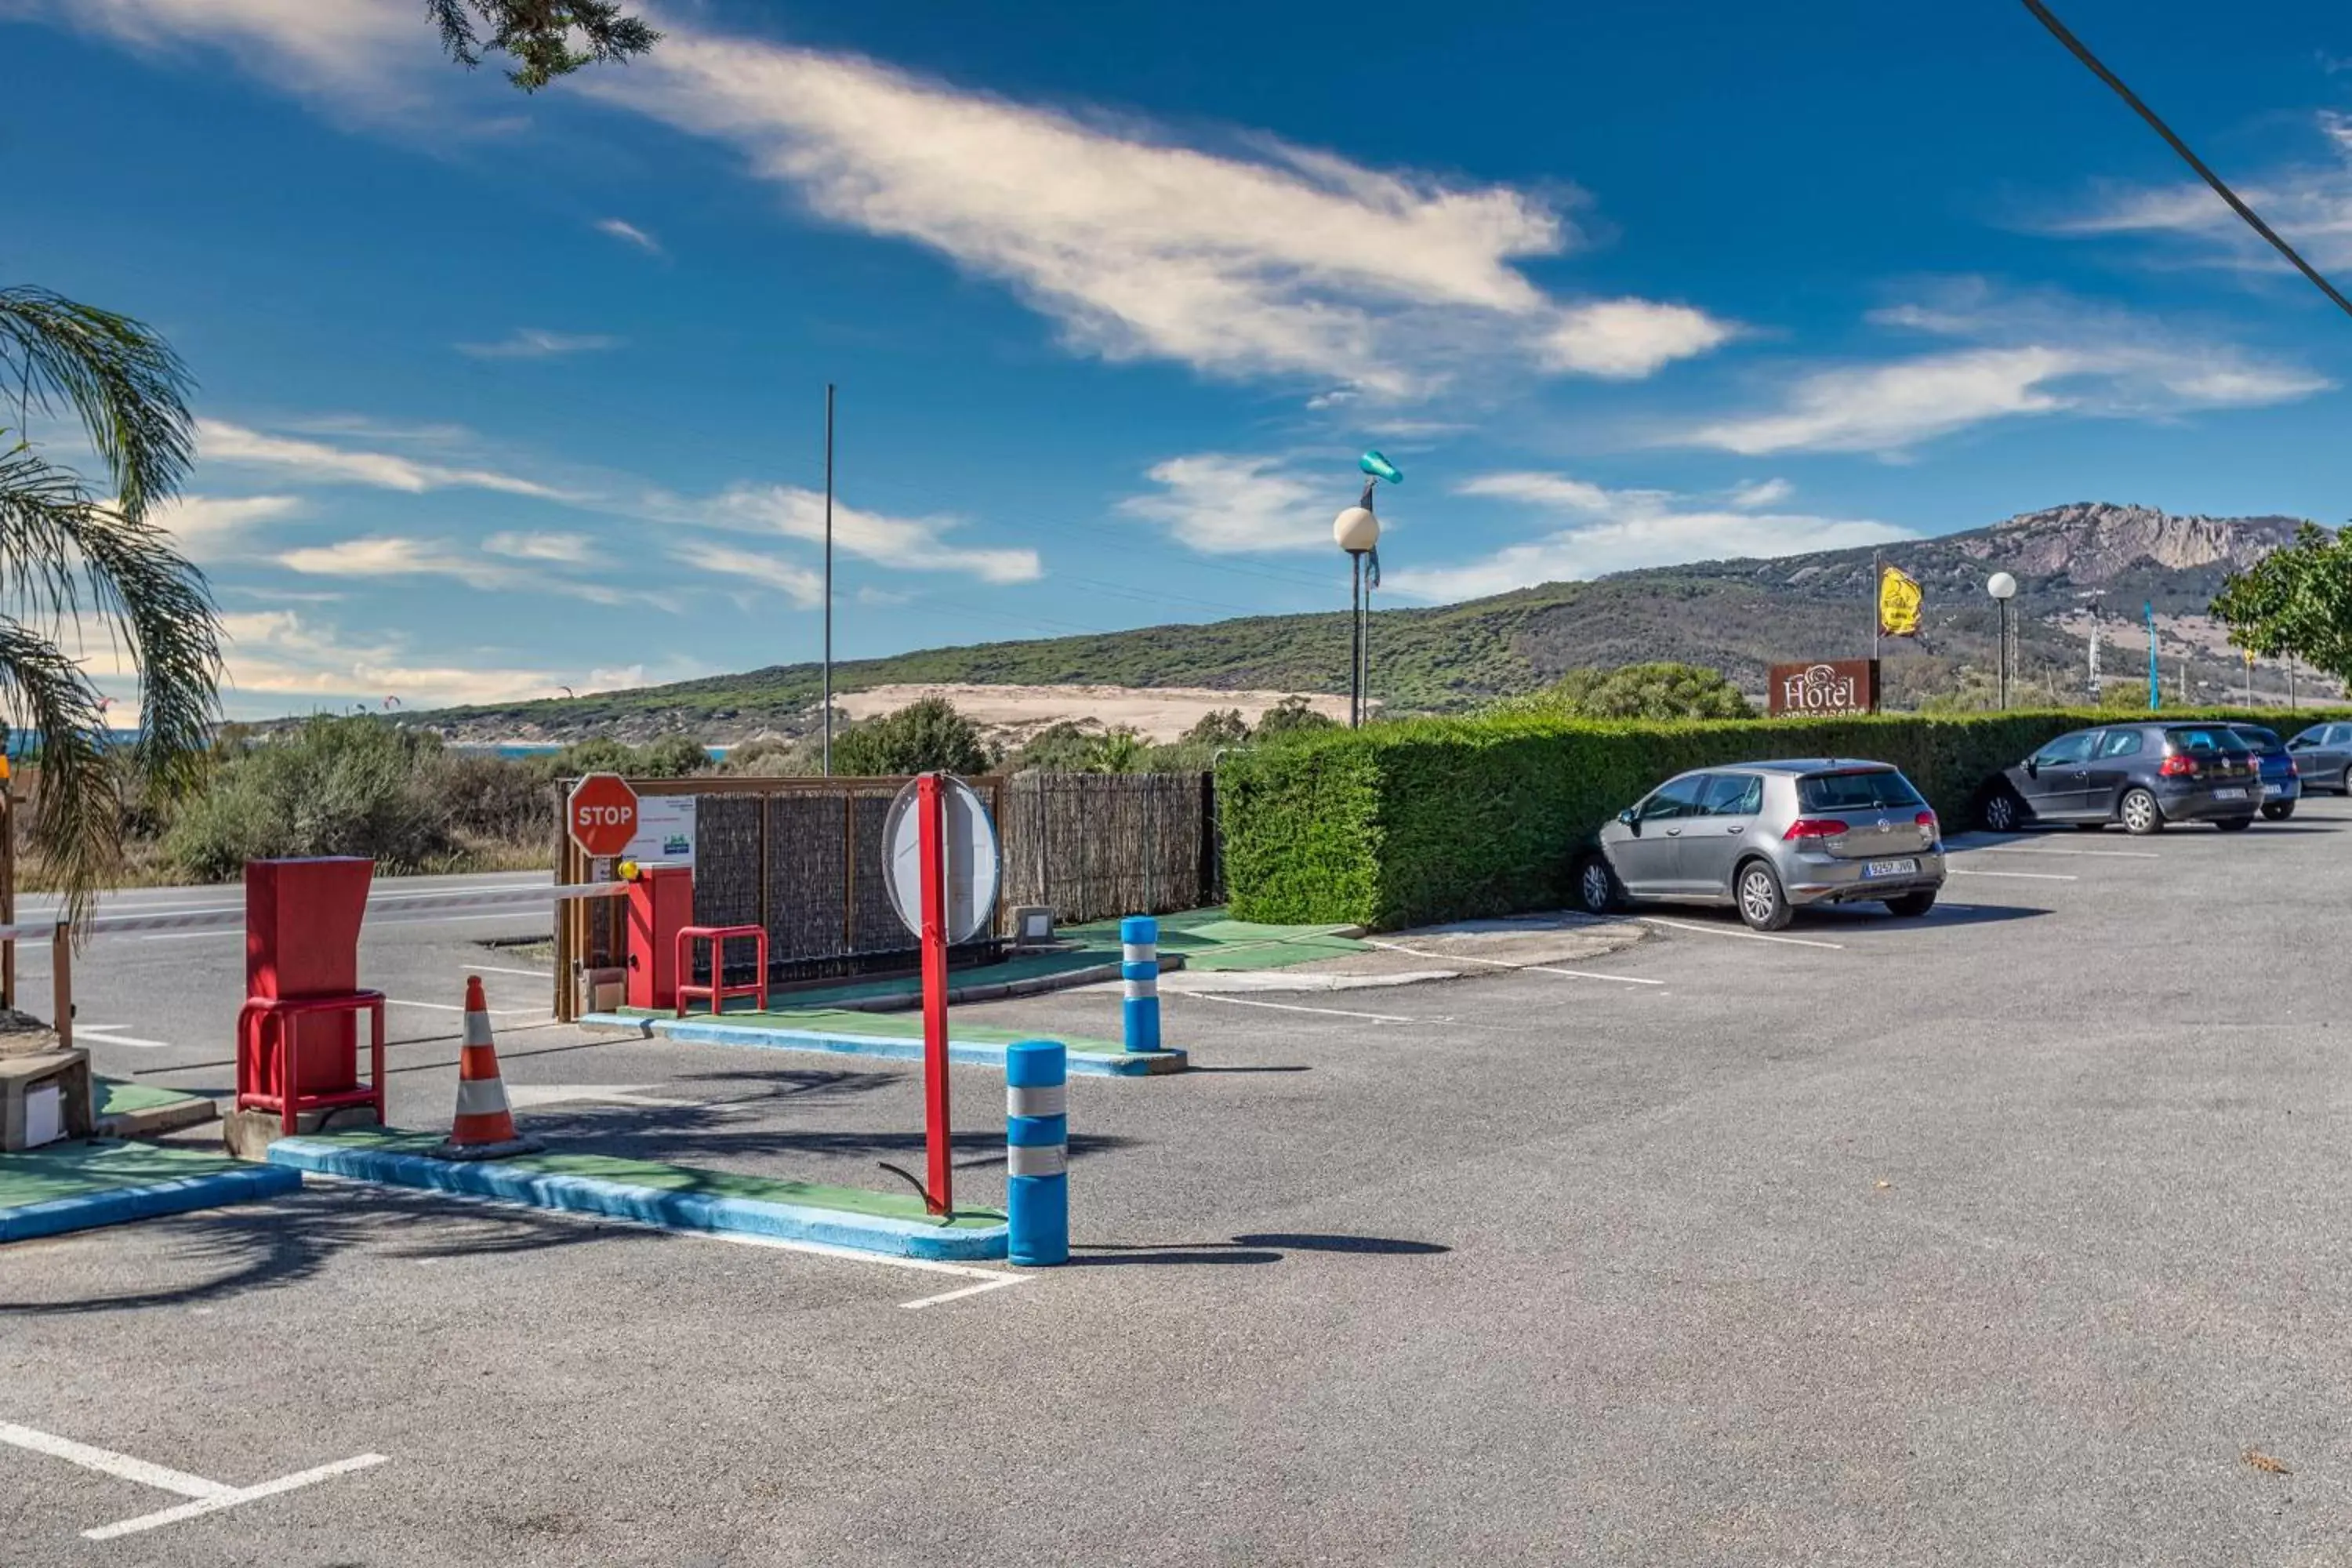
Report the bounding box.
[1066,1233,1450,1268]
[523,1094,1140,1171]
[0,1187,612,1317]
[1185,1064,1312,1074]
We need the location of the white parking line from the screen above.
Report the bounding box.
[1963,844,2158,859]
[900,1275,1032,1311]
[1947,868,2078,881]
[1365,941,1664,985]
[1180,992,1425,1024]
[74,1024,175,1050]
[0,1419,387,1541]
[464,964,554,979]
[1636,916,1844,950]
[86,1454,390,1541]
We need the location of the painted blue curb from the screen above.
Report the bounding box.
[579,1013,1189,1077]
[265,1138,1010,1261]
[0,1163,301,1244]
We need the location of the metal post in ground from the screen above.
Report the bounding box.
[1120,915,1160,1053]
[1006,1040,1068,1266]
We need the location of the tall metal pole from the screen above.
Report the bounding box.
[822,383,836,777]
[1348,554,1363,728]
[2146,601,2159,710]
[2087,597,2100,699]
[1359,560,1372,724]
[1871,550,1881,662]
[1998,599,2009,710]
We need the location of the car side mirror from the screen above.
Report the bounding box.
[2024,757,2040,776]
[1617,807,1639,830]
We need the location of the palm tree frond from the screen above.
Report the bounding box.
[0,287,195,521]
[0,615,120,931]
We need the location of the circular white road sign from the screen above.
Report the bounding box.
[881,775,1002,946]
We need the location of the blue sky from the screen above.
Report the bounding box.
[5,1,2351,718]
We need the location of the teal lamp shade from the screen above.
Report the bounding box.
[1359,451,1403,485]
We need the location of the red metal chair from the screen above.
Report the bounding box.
[674,926,768,1017]
[235,991,388,1136]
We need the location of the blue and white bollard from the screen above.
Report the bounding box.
[1120,914,1160,1054]
[1006,1040,1068,1267]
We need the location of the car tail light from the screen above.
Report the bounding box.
[2288,759,2300,777]
[2158,753,2197,778]
[1915,809,1938,834]
[1783,818,1847,840]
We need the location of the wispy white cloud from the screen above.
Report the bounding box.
[143,492,304,560]
[199,419,579,499]
[277,534,656,605]
[670,540,826,607]
[1676,281,2328,456]
[673,485,1041,583]
[218,608,565,710]
[584,31,1735,397]
[1540,299,1737,379]
[594,216,662,253]
[2033,111,2352,274]
[483,530,595,564]
[456,328,620,360]
[1728,477,1792,509]
[1387,472,1905,601]
[1119,454,1333,555]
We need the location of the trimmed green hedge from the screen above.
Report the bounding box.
[1219,707,2351,929]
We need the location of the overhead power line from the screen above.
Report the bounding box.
[2020,0,2352,322]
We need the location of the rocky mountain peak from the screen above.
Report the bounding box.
[1966,502,2307,584]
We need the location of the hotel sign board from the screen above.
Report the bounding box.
[1769,659,1881,718]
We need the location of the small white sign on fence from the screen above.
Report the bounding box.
[625,794,696,869]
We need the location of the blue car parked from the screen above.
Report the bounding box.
[2230,724,2301,822]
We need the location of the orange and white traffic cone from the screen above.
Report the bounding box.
[427,976,543,1160]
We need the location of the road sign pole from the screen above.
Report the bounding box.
[917,772,953,1215]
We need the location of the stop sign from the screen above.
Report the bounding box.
[566,772,640,858]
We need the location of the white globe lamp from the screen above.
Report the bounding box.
[1333,506,1380,554]
[1986,572,2017,709]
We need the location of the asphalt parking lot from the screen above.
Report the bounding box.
[8,798,2352,1564]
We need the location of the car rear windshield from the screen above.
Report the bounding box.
[2165,727,2252,755]
[2230,726,2283,752]
[1796,769,1925,811]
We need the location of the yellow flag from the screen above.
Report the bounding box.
[1878,564,1922,637]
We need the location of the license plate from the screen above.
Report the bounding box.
[1863,858,1919,878]
[2215,787,2247,801]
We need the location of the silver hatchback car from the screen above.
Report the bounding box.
[1573,759,1947,931]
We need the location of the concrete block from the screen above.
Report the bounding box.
[223,1102,381,1162]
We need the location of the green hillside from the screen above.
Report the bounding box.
[408,502,2321,740]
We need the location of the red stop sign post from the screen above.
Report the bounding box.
[567,772,640,859]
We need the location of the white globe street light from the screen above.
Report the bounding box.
[1987,572,2017,710]
[1334,452,1400,727]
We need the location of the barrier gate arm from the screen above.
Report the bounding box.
[0,880,629,1045]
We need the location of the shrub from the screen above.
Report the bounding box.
[832,697,990,775]
[1493,662,1755,720]
[165,717,452,880]
[1220,705,2352,929]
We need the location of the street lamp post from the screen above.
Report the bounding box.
[1332,451,1402,728]
[1987,572,2017,710]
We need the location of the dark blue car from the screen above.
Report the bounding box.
[1980,722,2263,836]
[2228,724,2301,822]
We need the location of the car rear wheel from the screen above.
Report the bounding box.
[1884,890,1936,917]
[2120,787,2163,836]
[2262,800,2296,822]
[1735,859,1793,931]
[1979,788,2021,833]
[2216,815,2255,832]
[1572,852,1621,914]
